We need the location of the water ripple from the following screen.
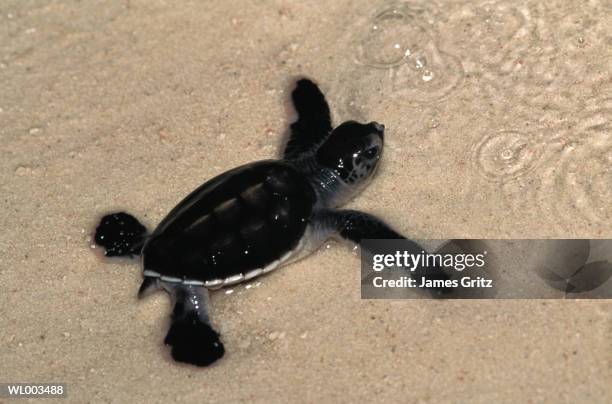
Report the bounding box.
[473,130,544,182]
[535,110,612,232]
[439,1,535,74]
[334,2,464,120]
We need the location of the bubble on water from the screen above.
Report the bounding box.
[337,48,464,116]
[500,148,514,160]
[428,115,440,129]
[355,6,431,68]
[333,1,463,115]
[406,52,428,71]
[388,45,464,103]
[474,130,543,181]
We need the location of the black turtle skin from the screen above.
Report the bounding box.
[93,77,453,368]
[142,160,316,282]
[94,212,147,256]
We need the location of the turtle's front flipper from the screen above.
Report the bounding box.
[94,212,148,257]
[163,284,225,367]
[283,78,333,160]
[315,209,452,297]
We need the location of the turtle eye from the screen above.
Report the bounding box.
[364,146,379,159]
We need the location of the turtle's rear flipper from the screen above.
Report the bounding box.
[95,212,148,257]
[164,285,225,367]
[165,312,225,367]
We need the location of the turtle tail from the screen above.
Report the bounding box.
[94,212,148,257]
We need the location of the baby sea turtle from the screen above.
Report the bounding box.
[94,78,448,367]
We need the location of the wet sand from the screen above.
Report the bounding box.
[1,0,610,402]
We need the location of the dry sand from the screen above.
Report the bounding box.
[1,0,610,402]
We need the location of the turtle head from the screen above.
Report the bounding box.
[314,120,384,205]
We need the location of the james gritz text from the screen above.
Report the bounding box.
[371,276,493,289]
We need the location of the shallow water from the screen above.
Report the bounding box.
[0,0,610,402]
[329,0,611,236]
